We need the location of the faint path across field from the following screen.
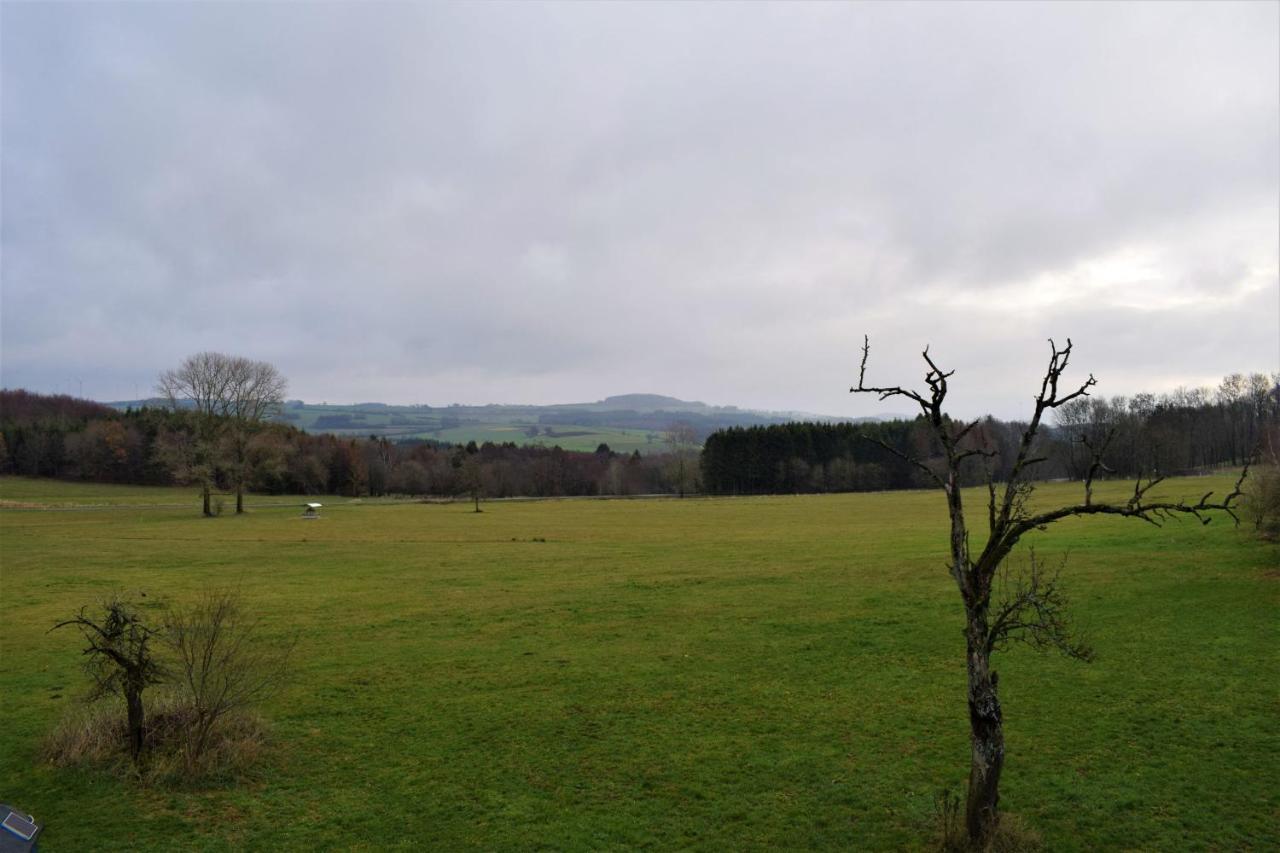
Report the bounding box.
[0,493,695,512]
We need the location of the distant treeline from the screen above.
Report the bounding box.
[701,372,1278,495]
[0,389,690,498]
[3,371,1275,500]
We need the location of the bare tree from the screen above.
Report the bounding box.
[158,353,235,516]
[851,336,1247,849]
[225,358,287,513]
[163,589,293,769]
[158,352,286,515]
[51,597,165,764]
[460,449,484,512]
[664,422,699,498]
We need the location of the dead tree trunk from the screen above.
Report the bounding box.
[964,611,1003,844]
[852,335,1248,849]
[947,477,1004,844]
[125,677,146,761]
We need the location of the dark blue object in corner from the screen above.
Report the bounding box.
[0,805,41,852]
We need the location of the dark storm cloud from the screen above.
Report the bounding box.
[2,1,1276,417]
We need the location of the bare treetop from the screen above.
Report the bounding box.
[156,351,287,516]
[156,352,286,420]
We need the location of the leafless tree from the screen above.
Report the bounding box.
[225,358,288,513]
[157,352,286,515]
[51,597,165,764]
[665,422,699,498]
[852,336,1248,849]
[158,352,235,515]
[163,589,293,770]
[461,450,484,512]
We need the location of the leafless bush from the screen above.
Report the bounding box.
[931,787,1042,852]
[162,589,293,771]
[1243,428,1280,540]
[48,588,289,783]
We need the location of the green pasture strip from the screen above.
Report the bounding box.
[0,476,1274,850]
[0,477,342,510]
[426,424,661,455]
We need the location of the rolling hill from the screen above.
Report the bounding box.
[106,394,887,454]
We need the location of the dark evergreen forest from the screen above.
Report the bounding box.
[700,373,1277,495]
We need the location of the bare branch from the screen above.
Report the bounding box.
[987,551,1094,662]
[996,339,1097,529]
[851,335,932,414]
[1006,466,1248,539]
[859,435,945,489]
[1081,428,1116,507]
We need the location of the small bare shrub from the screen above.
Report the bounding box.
[931,787,1042,852]
[163,589,293,771]
[1242,432,1280,540]
[933,788,965,852]
[48,588,289,784]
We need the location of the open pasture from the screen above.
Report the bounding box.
[0,475,1275,850]
[427,424,661,455]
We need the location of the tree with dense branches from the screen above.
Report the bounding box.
[851,336,1248,849]
[51,598,165,764]
[157,352,285,515]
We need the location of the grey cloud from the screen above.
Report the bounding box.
[2,1,1276,417]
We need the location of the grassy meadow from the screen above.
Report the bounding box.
[269,400,669,454]
[0,475,1275,850]
[428,425,662,455]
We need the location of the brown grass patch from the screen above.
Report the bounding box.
[42,689,270,785]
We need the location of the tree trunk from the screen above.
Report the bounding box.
[235,435,247,514]
[125,684,146,764]
[965,620,1005,848]
[202,482,212,517]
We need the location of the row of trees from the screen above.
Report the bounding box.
[701,371,1278,495]
[3,361,1272,504]
[0,399,694,504]
[1054,372,1275,477]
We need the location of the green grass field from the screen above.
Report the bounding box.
[427,425,662,455]
[271,401,670,454]
[1,475,1275,850]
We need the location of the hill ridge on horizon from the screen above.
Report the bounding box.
[101,390,879,423]
[88,390,892,454]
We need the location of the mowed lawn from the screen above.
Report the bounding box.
[0,476,1275,850]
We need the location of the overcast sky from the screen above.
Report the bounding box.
[2,1,1276,419]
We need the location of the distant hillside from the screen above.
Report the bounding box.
[102,393,887,454]
[565,394,714,413]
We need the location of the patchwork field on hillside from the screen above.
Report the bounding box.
[266,400,691,454]
[1,476,1274,850]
